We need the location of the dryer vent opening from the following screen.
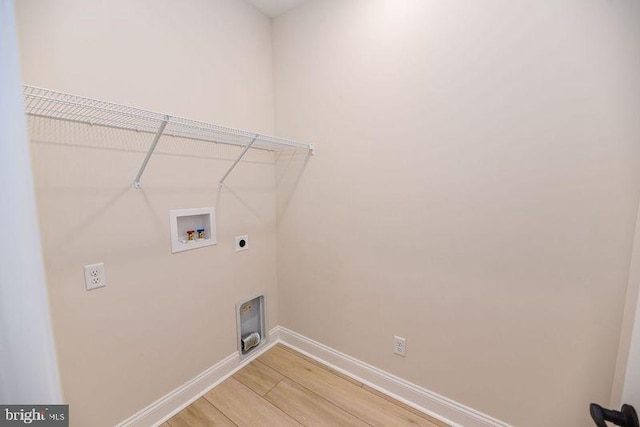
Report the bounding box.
[236,294,266,359]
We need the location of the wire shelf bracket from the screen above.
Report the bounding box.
[218,135,258,188]
[22,85,314,189]
[134,116,169,189]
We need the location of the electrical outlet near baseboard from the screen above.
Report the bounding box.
[84,262,106,291]
[394,335,406,356]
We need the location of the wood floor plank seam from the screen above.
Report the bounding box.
[266,373,377,427]
[261,376,285,398]
[198,397,241,427]
[166,396,238,427]
[276,343,364,387]
[257,348,377,423]
[233,357,372,426]
[167,345,447,427]
[253,359,286,396]
[275,343,442,426]
[258,352,374,426]
[167,416,240,427]
[204,376,301,426]
[257,346,440,426]
[361,384,450,427]
[277,374,382,427]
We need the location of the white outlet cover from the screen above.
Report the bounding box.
[394,335,406,356]
[235,235,249,252]
[84,262,106,291]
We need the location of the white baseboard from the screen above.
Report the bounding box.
[117,326,509,427]
[116,328,280,427]
[276,326,511,427]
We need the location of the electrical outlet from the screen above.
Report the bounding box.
[84,262,106,291]
[235,235,249,252]
[394,336,406,356]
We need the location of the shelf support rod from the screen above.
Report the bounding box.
[218,135,259,188]
[134,116,169,189]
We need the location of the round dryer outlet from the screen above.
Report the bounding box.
[235,235,249,252]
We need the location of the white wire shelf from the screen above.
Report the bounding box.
[23,85,314,188]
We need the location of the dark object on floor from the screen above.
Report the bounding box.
[590,403,638,427]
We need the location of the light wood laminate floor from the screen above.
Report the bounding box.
[163,344,448,427]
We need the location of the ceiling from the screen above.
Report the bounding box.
[245,0,309,17]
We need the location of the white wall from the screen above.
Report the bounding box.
[17,0,275,131]
[0,0,62,405]
[15,0,640,425]
[621,209,640,408]
[273,1,640,425]
[611,203,640,409]
[16,1,277,425]
[623,272,640,408]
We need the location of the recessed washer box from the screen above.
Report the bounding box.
[169,207,216,253]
